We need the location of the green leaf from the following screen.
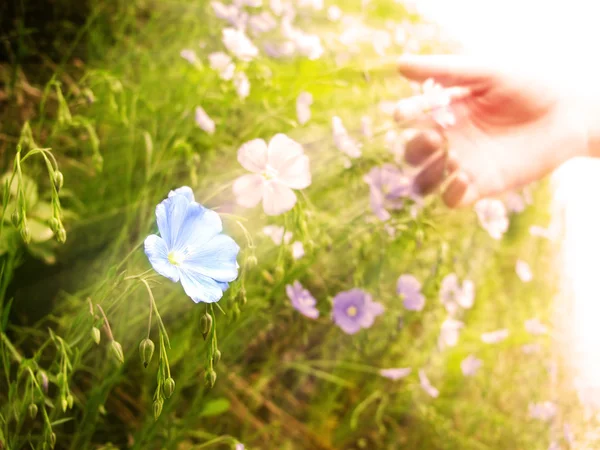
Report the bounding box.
[198,398,230,417]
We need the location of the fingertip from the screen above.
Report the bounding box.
[404,129,445,166]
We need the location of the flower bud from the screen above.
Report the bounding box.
[49,217,60,234]
[200,313,213,341]
[53,171,64,192]
[56,227,67,244]
[67,394,73,409]
[61,397,68,412]
[246,255,258,267]
[29,403,38,419]
[139,338,155,368]
[261,270,274,284]
[213,349,222,365]
[20,223,31,244]
[91,327,101,345]
[205,369,217,388]
[49,432,56,448]
[163,377,175,398]
[11,209,21,227]
[153,399,163,420]
[37,371,49,393]
[110,340,124,365]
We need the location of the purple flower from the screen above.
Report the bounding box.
[460,355,482,376]
[380,367,411,380]
[397,274,425,311]
[286,281,319,319]
[332,289,384,334]
[418,369,439,398]
[474,199,509,240]
[439,273,475,315]
[481,329,509,344]
[363,164,413,221]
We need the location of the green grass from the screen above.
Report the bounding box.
[0,0,575,449]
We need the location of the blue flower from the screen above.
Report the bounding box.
[144,186,240,303]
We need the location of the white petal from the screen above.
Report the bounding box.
[262,181,296,215]
[233,174,264,208]
[238,139,268,173]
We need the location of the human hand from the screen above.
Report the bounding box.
[396,55,590,207]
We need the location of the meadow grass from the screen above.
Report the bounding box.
[0,0,573,449]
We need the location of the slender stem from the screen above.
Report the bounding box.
[0,332,23,363]
[146,293,153,340]
[95,305,114,341]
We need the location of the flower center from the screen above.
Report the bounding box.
[261,164,279,181]
[168,250,185,266]
[347,306,358,317]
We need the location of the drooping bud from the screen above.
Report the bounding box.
[213,349,222,365]
[28,403,38,419]
[49,432,56,449]
[11,209,21,227]
[139,338,155,368]
[56,227,67,244]
[110,340,124,365]
[205,369,217,388]
[153,399,163,420]
[61,397,68,412]
[91,327,101,345]
[200,313,213,341]
[246,255,258,267]
[20,223,31,244]
[67,394,73,409]
[53,171,64,192]
[37,371,49,393]
[163,377,175,398]
[49,217,60,234]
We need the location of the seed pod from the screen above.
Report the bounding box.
[205,370,217,388]
[20,223,31,244]
[153,399,163,420]
[138,338,155,368]
[212,349,222,365]
[110,341,124,365]
[49,217,60,234]
[56,227,67,244]
[53,171,64,192]
[163,377,175,398]
[91,327,101,345]
[49,432,56,448]
[67,394,73,409]
[11,209,21,227]
[61,397,68,412]
[200,313,213,341]
[28,403,38,419]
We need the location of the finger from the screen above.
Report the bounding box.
[441,172,469,208]
[398,55,495,89]
[404,129,444,166]
[414,151,459,195]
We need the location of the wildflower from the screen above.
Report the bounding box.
[286,281,319,319]
[222,28,259,61]
[481,329,509,344]
[296,92,313,125]
[195,106,216,134]
[371,30,391,56]
[139,338,155,368]
[233,134,311,215]
[180,49,198,64]
[360,115,372,139]
[418,369,439,398]
[475,199,509,240]
[461,355,482,376]
[211,1,246,27]
[529,224,555,240]
[248,11,277,34]
[293,32,324,60]
[235,0,261,7]
[262,225,292,245]
[144,187,240,303]
[525,318,548,335]
[332,289,384,335]
[327,5,342,21]
[234,72,251,99]
[363,164,413,221]
[332,116,361,158]
[516,259,533,282]
[421,78,456,128]
[235,444,245,450]
[264,41,295,58]
[208,52,235,80]
[298,0,323,10]
[438,317,464,349]
[397,274,425,311]
[505,191,526,213]
[529,401,557,422]
[439,273,475,315]
[380,367,411,380]
[291,241,305,260]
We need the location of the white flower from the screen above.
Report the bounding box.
[233,134,311,215]
[379,367,411,380]
[294,33,324,60]
[475,199,509,240]
[361,116,372,139]
[529,224,556,240]
[263,225,292,245]
[438,317,464,349]
[298,0,323,10]
[180,49,198,64]
[208,52,236,80]
[332,116,361,158]
[296,92,313,125]
[371,30,391,56]
[525,318,548,336]
[327,5,342,21]
[439,274,475,315]
[234,0,262,7]
[264,41,296,58]
[195,106,215,134]
[222,28,259,61]
[234,72,251,99]
[248,11,277,34]
[291,241,305,260]
[418,369,439,398]
[211,1,247,27]
[516,259,533,282]
[505,191,526,213]
[481,329,509,344]
[461,355,482,376]
[529,401,557,422]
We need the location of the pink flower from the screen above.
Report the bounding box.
[291,241,305,260]
[461,355,482,376]
[233,134,311,215]
[195,106,215,134]
[180,49,198,64]
[380,367,411,380]
[332,116,361,158]
[296,92,313,125]
[208,52,235,80]
[481,329,509,344]
[418,369,439,398]
[438,317,464,349]
[475,199,509,240]
[234,72,250,99]
[222,28,259,61]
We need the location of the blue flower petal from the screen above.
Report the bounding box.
[173,204,223,251]
[179,268,226,303]
[144,235,179,282]
[181,234,240,282]
[216,281,229,291]
[168,186,194,202]
[155,192,190,249]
